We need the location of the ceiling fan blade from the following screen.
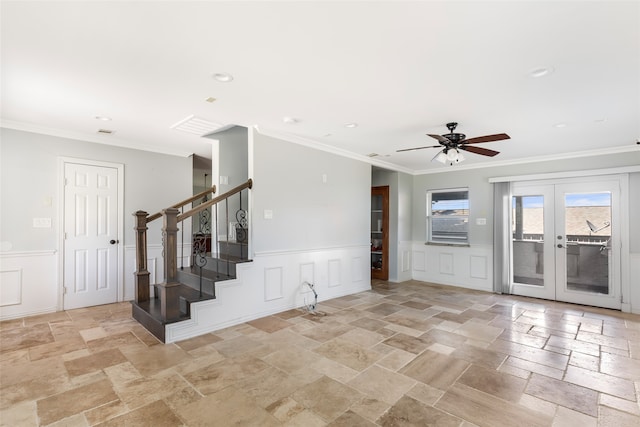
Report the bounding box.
[427,134,451,144]
[396,145,441,152]
[459,145,500,157]
[462,133,510,144]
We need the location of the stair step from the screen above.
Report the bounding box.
[177,266,233,295]
[131,283,215,342]
[216,240,249,258]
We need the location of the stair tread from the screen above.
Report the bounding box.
[181,266,235,281]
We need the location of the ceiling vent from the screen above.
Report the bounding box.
[367,153,379,157]
[97,129,115,135]
[171,115,225,136]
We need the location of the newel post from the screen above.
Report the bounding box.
[134,210,150,303]
[159,208,181,320]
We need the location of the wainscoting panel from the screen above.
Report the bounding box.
[0,269,22,306]
[299,262,315,294]
[264,267,284,301]
[351,257,363,283]
[413,250,426,272]
[328,259,341,288]
[0,251,58,320]
[411,243,493,292]
[439,253,454,275]
[470,255,488,279]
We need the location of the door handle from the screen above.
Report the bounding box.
[109,239,119,245]
[557,244,564,248]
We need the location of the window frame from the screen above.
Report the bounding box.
[426,188,470,244]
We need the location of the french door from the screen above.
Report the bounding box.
[510,178,621,309]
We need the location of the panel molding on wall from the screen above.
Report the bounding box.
[300,262,315,294]
[264,267,284,301]
[351,257,363,283]
[328,259,341,288]
[411,242,493,292]
[0,269,22,306]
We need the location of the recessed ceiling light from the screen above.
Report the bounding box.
[529,67,554,78]
[205,97,217,103]
[212,72,233,82]
[95,115,112,121]
[282,116,298,124]
[344,122,358,128]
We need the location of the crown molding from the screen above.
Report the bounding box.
[0,120,194,158]
[413,144,640,175]
[253,125,415,175]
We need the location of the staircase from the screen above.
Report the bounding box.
[131,179,253,342]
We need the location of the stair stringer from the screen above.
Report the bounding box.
[164,244,372,343]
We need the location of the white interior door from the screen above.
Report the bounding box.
[510,179,621,309]
[63,162,119,309]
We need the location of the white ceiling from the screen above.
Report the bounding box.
[2,1,639,174]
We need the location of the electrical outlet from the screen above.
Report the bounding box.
[33,218,52,228]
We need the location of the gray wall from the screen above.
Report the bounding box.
[0,128,193,250]
[412,151,640,246]
[252,133,371,253]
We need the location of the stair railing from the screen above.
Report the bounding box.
[133,185,216,308]
[133,180,253,323]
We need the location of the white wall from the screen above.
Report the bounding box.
[0,128,192,319]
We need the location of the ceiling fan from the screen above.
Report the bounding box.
[397,122,510,165]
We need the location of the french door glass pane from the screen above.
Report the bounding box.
[564,192,611,294]
[512,195,544,286]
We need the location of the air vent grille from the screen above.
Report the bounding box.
[171,115,225,136]
[97,129,114,135]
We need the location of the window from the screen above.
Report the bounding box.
[427,188,469,243]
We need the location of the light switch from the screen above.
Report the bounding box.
[476,218,487,225]
[220,176,229,185]
[264,209,273,220]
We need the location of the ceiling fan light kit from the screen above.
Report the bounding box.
[397,122,510,166]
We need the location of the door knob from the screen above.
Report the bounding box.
[109,239,118,245]
[557,244,564,248]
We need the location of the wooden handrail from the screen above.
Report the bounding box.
[177,179,252,223]
[147,185,216,223]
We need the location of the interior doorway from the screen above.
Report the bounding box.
[61,159,123,310]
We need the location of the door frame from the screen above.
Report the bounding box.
[57,157,125,311]
[509,173,630,310]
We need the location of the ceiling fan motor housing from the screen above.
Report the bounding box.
[444,122,465,144]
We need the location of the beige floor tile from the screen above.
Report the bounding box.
[94,400,182,427]
[564,365,636,400]
[182,354,270,395]
[552,406,597,427]
[436,383,552,427]
[598,405,640,427]
[292,376,363,421]
[327,410,377,426]
[347,365,415,405]
[313,337,383,371]
[457,363,526,403]
[36,378,118,426]
[525,373,599,417]
[400,350,469,390]
[379,395,461,426]
[348,397,391,423]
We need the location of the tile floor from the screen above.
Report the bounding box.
[1,280,640,426]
